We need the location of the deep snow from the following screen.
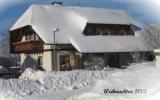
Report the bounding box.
[0,68,109,99]
[73,62,160,100]
[0,62,160,100]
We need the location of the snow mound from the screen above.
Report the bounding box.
[0,68,108,99]
[74,62,160,100]
[0,62,160,100]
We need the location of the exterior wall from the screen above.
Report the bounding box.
[20,43,81,71]
[43,45,53,71]
[18,34,81,71]
[21,51,154,70]
[43,51,53,71]
[20,44,53,71]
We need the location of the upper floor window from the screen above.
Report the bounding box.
[25,33,39,41]
[83,23,135,36]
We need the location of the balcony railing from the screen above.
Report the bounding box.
[11,40,44,53]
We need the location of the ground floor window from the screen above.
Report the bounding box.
[38,56,43,67]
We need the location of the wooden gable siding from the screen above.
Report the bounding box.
[10,26,78,54]
[10,26,44,53]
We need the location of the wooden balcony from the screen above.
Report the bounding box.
[11,40,44,53]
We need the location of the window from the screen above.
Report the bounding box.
[31,34,34,40]
[35,35,39,40]
[25,34,39,41]
[25,34,29,40]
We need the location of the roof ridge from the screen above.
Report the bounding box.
[30,4,125,12]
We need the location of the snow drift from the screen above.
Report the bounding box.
[0,62,160,100]
[0,68,108,98]
[73,62,160,100]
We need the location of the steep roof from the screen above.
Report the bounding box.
[10,5,148,53]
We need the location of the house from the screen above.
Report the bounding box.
[9,3,152,71]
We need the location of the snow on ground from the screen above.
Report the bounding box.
[73,62,160,100]
[0,62,160,100]
[0,67,109,99]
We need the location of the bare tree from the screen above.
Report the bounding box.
[143,24,160,49]
[0,31,20,68]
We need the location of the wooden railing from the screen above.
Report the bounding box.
[11,40,44,53]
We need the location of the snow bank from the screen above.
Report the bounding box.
[0,62,160,100]
[0,68,108,99]
[74,62,160,100]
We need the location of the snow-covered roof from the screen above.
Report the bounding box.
[10,5,148,53]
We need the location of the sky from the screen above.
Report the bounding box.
[0,0,160,36]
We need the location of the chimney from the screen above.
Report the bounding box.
[51,2,63,6]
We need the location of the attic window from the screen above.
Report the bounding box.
[25,33,39,41]
[83,23,135,36]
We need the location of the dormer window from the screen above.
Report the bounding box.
[83,23,135,36]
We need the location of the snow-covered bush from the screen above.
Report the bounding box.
[129,24,160,63]
[0,32,20,68]
[143,24,160,49]
[130,52,154,64]
[84,54,106,70]
[130,52,145,63]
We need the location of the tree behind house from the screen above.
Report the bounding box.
[143,24,160,49]
[0,31,20,69]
